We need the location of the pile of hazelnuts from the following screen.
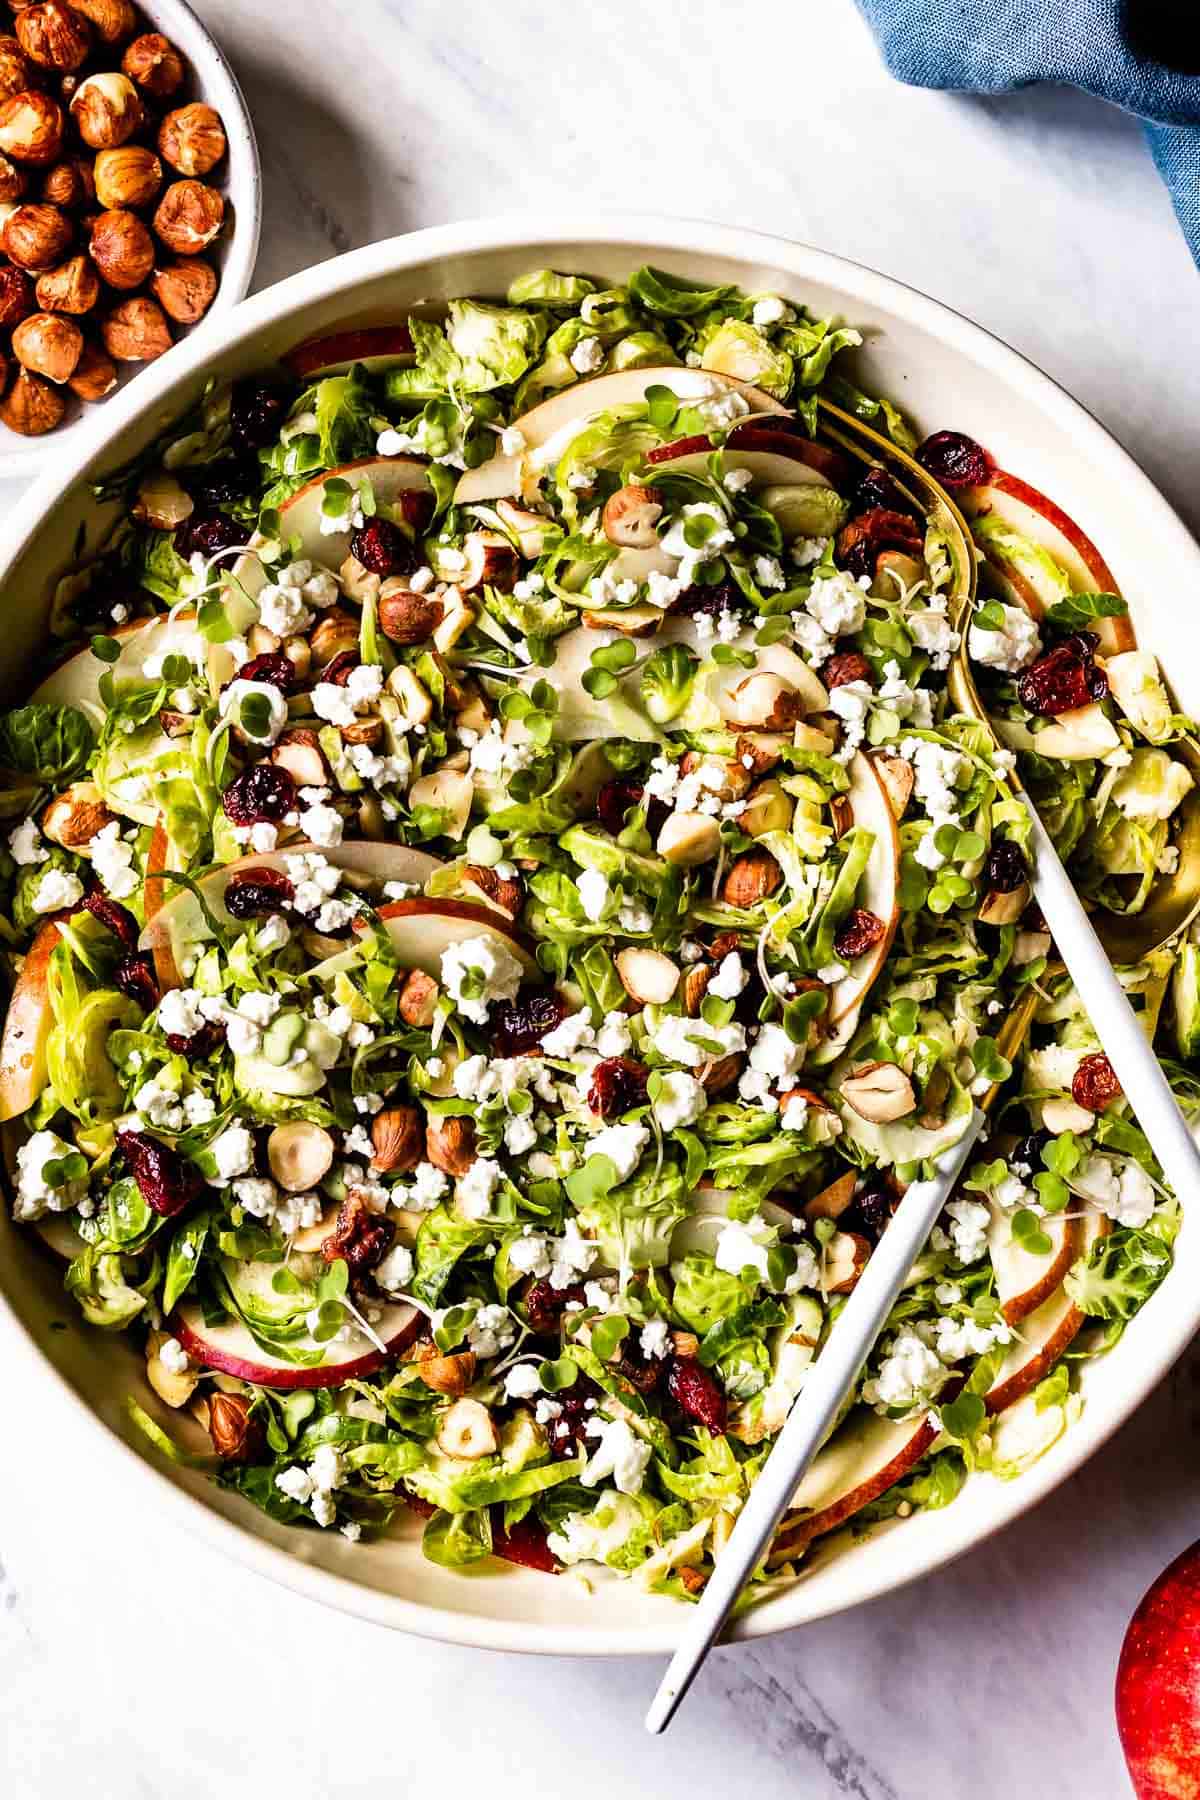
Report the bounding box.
[0,0,231,437]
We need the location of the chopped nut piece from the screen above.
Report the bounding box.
[722,849,782,909]
[398,968,439,1029]
[267,1121,334,1192]
[436,1396,497,1460]
[417,1345,477,1397]
[601,481,664,549]
[425,1114,476,1176]
[369,1104,423,1175]
[840,1061,916,1123]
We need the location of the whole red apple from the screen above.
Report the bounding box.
[1117,1541,1200,1797]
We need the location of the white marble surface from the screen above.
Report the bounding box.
[2,3,1198,1795]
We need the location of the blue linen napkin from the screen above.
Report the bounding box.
[855,0,1200,265]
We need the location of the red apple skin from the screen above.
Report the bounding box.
[282,326,415,379]
[1117,1541,1200,1799]
[173,1306,424,1390]
[645,428,850,485]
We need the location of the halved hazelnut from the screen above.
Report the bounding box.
[70,70,142,149]
[387,664,433,725]
[679,750,751,802]
[682,963,711,1017]
[602,481,663,549]
[825,1230,871,1294]
[369,1103,423,1174]
[495,499,552,558]
[804,1170,856,1221]
[308,608,358,668]
[436,1396,496,1460]
[734,733,786,777]
[150,255,216,325]
[35,253,98,313]
[0,90,64,164]
[840,1061,916,1123]
[656,810,721,866]
[722,849,782,909]
[425,1114,476,1176]
[267,1121,334,1192]
[268,727,328,789]
[11,308,81,381]
[457,529,518,594]
[132,468,192,529]
[699,1053,743,1094]
[723,671,807,731]
[378,582,443,645]
[417,1344,476,1397]
[461,863,522,916]
[41,779,113,846]
[158,102,226,178]
[398,968,439,1029]
[871,751,914,820]
[615,945,680,1006]
[977,881,1031,927]
[408,766,473,840]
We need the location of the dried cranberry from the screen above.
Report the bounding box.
[490,1511,558,1572]
[118,1129,202,1218]
[667,579,742,619]
[833,908,886,960]
[320,650,359,687]
[491,990,568,1058]
[224,866,295,920]
[229,378,288,452]
[1017,635,1108,716]
[114,953,159,1011]
[1071,1051,1122,1113]
[985,839,1028,894]
[665,1356,727,1435]
[222,763,297,827]
[588,1057,649,1120]
[83,890,139,949]
[350,516,419,578]
[543,1375,604,1459]
[396,490,435,536]
[615,1344,663,1395]
[849,464,915,519]
[166,1019,226,1058]
[835,506,924,579]
[823,652,872,691]
[595,776,667,840]
[845,1181,896,1243]
[235,652,297,695]
[182,454,261,510]
[173,511,252,562]
[322,1191,394,1282]
[524,1277,585,1336]
[916,430,990,489]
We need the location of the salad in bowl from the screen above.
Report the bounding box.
[0,261,1192,1601]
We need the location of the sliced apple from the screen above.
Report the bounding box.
[370,897,540,983]
[0,918,68,1123]
[454,367,789,504]
[987,1203,1082,1325]
[174,1297,422,1389]
[769,1406,941,1563]
[34,1212,87,1260]
[824,753,901,1030]
[1032,702,1121,761]
[984,1209,1109,1413]
[282,325,415,380]
[961,469,1134,654]
[139,842,444,989]
[31,612,202,723]
[666,1183,795,1262]
[644,442,833,492]
[277,455,433,570]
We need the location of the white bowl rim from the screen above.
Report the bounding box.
[0,0,262,482]
[0,210,1196,1657]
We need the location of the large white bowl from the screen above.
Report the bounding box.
[0,0,261,479]
[1,216,1196,1656]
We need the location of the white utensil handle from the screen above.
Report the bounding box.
[645,1113,985,1736]
[1023,803,1200,1198]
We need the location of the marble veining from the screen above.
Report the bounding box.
[1,4,1197,1795]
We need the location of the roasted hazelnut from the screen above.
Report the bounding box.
[0,35,36,99]
[0,90,65,163]
[66,335,115,398]
[93,143,161,209]
[14,4,91,73]
[369,1104,424,1175]
[70,70,141,148]
[150,254,216,324]
[100,292,170,361]
[0,262,34,324]
[89,206,153,287]
[67,0,138,46]
[0,150,26,201]
[41,154,94,206]
[121,30,184,97]
[158,102,226,178]
[2,200,71,267]
[207,1391,262,1463]
[35,251,97,311]
[0,364,65,433]
[152,178,223,255]
[12,308,81,381]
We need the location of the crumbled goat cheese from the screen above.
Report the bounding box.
[440,933,525,1026]
[968,603,1042,673]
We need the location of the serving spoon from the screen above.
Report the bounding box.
[646,402,1200,1734]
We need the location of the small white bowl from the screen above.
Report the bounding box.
[0,215,1197,1656]
[0,0,261,480]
